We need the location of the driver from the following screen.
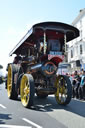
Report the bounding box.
[39,42,44,52]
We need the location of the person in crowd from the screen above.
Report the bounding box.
[78,70,85,100]
[13,55,22,64]
[69,74,73,84]
[72,70,81,98]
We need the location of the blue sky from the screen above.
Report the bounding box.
[0,0,85,73]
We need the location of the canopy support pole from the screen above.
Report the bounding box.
[64,33,67,62]
[44,32,47,54]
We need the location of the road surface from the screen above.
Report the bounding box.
[0,83,85,128]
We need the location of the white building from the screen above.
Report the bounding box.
[68,9,85,71]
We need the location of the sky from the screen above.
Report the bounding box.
[0,0,85,74]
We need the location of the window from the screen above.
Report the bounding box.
[48,39,61,51]
[80,44,83,54]
[71,49,73,58]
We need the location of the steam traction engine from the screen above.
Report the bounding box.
[7,22,79,108]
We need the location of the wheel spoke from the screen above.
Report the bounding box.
[23,94,28,102]
[24,87,30,95]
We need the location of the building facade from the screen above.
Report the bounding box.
[68,9,85,72]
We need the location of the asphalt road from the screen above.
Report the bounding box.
[0,83,85,128]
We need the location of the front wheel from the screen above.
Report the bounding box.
[54,75,72,105]
[20,74,35,108]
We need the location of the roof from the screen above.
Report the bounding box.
[9,21,79,56]
[72,8,85,25]
[58,63,71,68]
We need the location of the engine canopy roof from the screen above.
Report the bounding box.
[9,21,79,56]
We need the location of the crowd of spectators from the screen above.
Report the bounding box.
[67,69,85,100]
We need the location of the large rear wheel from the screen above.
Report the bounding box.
[54,75,72,105]
[7,64,18,99]
[20,74,35,108]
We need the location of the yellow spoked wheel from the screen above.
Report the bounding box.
[7,64,12,98]
[7,64,18,99]
[54,75,72,105]
[20,74,34,108]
